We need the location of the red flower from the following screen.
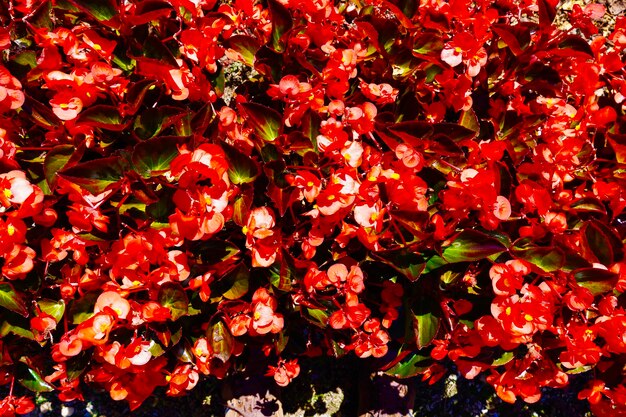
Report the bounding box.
[266,359,300,387]
[0,65,24,111]
[250,288,284,335]
[50,91,83,120]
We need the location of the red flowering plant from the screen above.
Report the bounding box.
[0,0,624,415]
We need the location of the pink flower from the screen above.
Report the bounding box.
[266,359,300,387]
[50,91,83,120]
[0,170,37,205]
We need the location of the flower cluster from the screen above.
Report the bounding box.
[0,0,624,415]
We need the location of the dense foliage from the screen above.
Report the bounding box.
[0,0,624,415]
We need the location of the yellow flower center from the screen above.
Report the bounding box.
[524,314,533,321]
[3,189,12,198]
[505,307,512,315]
[6,225,15,236]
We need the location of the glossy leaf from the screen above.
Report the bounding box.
[222,142,260,184]
[132,136,184,177]
[209,321,233,363]
[58,156,126,195]
[227,35,262,67]
[125,79,157,115]
[43,145,77,189]
[581,220,623,265]
[511,245,564,272]
[239,102,282,143]
[158,283,189,321]
[232,188,253,227]
[492,351,515,366]
[75,105,126,130]
[38,299,65,322]
[0,319,35,340]
[442,230,507,263]
[0,283,29,317]
[195,240,241,267]
[221,263,250,300]
[383,351,431,378]
[268,0,292,52]
[134,107,188,139]
[17,363,55,392]
[69,0,119,25]
[412,308,439,349]
[574,268,618,296]
[371,247,425,282]
[70,293,98,325]
[303,308,329,328]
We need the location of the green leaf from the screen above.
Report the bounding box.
[125,79,157,115]
[75,105,126,130]
[442,230,507,263]
[132,136,184,177]
[44,145,76,189]
[25,96,61,129]
[158,283,189,321]
[432,123,478,142]
[459,109,480,133]
[239,102,282,143]
[143,35,180,67]
[69,0,119,25]
[387,121,433,147]
[134,107,188,139]
[371,247,425,282]
[412,309,439,349]
[195,240,241,266]
[492,351,515,366]
[30,1,53,30]
[574,268,618,296]
[304,308,329,328]
[58,156,126,195]
[0,320,34,340]
[569,197,606,215]
[148,340,165,357]
[66,352,90,381]
[232,188,253,227]
[221,142,260,185]
[268,0,292,52]
[582,220,621,265]
[227,35,262,67]
[268,250,294,292]
[412,31,443,54]
[70,293,98,324]
[0,283,29,317]
[383,351,431,378]
[424,255,447,274]
[17,363,55,392]
[511,244,564,272]
[221,263,250,300]
[38,299,65,322]
[209,321,233,363]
